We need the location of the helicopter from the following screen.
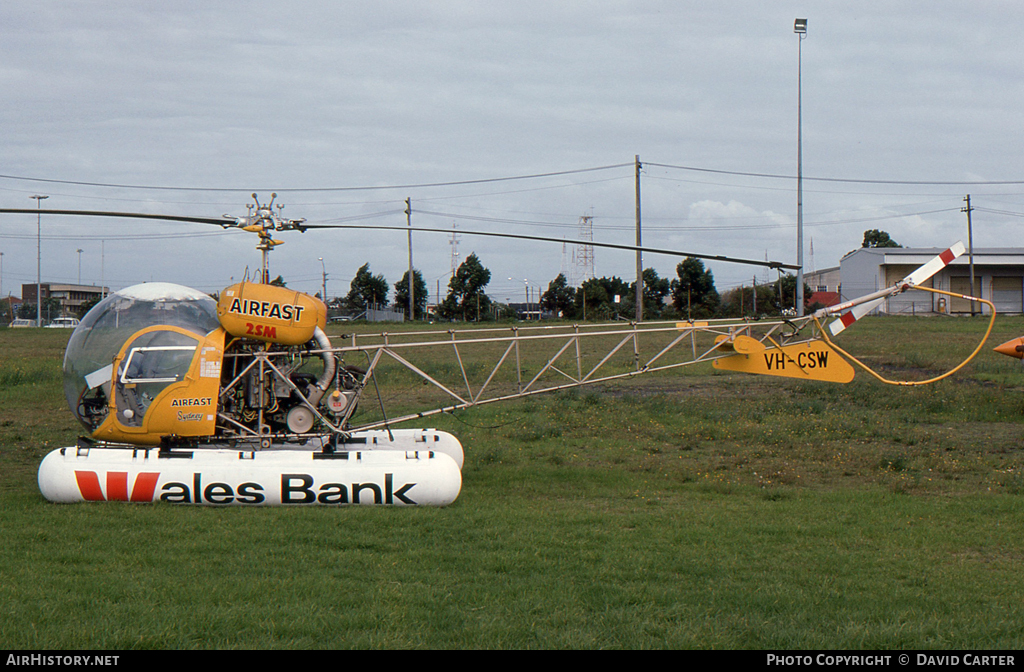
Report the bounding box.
[0,196,995,506]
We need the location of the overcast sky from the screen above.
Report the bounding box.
[2,1,1023,305]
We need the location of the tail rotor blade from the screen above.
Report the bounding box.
[824,241,966,335]
[902,241,966,288]
[829,297,884,335]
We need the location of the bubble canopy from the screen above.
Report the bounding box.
[63,283,221,430]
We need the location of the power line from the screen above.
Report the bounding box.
[0,163,633,194]
[6,160,1024,195]
[411,205,963,233]
[803,207,962,229]
[317,209,406,224]
[645,162,1024,186]
[974,206,1024,218]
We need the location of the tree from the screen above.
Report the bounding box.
[540,273,577,318]
[862,229,901,248]
[76,296,102,319]
[393,269,428,320]
[16,302,35,320]
[345,263,389,311]
[0,297,14,323]
[720,283,776,317]
[776,273,814,313]
[575,276,631,320]
[575,278,607,320]
[440,253,492,321]
[18,297,61,322]
[631,267,670,319]
[268,275,287,287]
[670,258,720,318]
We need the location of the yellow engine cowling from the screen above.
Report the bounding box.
[217,282,327,346]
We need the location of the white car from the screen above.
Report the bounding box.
[9,318,34,328]
[45,317,80,329]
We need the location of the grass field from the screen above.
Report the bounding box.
[1,316,1023,649]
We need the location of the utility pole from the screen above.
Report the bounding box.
[405,197,414,321]
[635,155,643,322]
[963,194,976,315]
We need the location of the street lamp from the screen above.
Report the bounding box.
[794,18,807,317]
[509,277,529,319]
[77,249,83,284]
[318,257,327,300]
[30,195,48,326]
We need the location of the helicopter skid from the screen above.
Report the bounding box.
[254,428,464,469]
[38,445,461,506]
[339,429,464,469]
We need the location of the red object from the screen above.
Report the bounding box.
[808,291,840,307]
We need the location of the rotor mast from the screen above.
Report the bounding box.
[226,193,305,283]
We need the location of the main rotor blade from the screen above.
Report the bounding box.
[302,223,799,270]
[0,207,799,270]
[0,208,229,226]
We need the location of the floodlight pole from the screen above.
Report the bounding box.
[318,257,327,300]
[794,19,807,316]
[31,195,48,326]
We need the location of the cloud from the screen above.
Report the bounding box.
[2,3,1023,301]
[688,200,791,228]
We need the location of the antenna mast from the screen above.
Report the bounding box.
[449,223,461,278]
[573,215,595,286]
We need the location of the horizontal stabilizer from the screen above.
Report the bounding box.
[714,334,766,355]
[713,340,854,383]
